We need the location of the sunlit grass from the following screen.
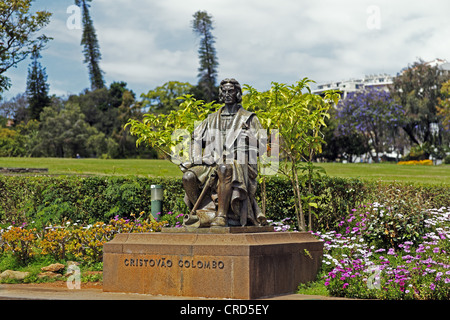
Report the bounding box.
[0,158,449,184]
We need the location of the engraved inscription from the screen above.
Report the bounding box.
[123,256,225,270]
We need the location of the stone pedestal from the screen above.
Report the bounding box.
[103,228,323,299]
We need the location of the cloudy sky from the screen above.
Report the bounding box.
[3,0,450,99]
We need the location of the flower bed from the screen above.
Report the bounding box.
[0,212,178,266]
[312,204,450,299]
[398,159,433,165]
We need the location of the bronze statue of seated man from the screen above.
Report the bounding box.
[180,78,267,228]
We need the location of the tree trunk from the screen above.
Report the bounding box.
[292,167,305,231]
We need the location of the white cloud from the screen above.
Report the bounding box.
[3,0,450,99]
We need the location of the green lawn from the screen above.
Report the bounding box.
[0,157,182,177]
[318,162,450,185]
[0,157,449,185]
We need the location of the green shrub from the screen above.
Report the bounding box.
[259,176,367,231]
[0,175,448,230]
[0,176,184,226]
[445,154,450,164]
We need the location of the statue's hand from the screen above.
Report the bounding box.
[179,162,193,172]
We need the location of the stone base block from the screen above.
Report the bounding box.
[103,230,323,299]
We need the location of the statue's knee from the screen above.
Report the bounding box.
[182,171,196,184]
[217,164,232,178]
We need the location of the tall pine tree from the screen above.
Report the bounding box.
[192,11,219,102]
[75,0,105,90]
[26,48,51,120]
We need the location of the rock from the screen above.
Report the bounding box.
[0,270,30,281]
[41,263,65,272]
[37,272,62,279]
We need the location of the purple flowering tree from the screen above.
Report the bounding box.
[336,88,404,162]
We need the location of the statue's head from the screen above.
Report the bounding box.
[218,78,242,104]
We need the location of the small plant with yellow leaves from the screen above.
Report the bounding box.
[1,225,38,264]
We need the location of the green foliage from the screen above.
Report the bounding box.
[260,175,367,231]
[75,0,105,90]
[12,81,147,159]
[157,211,184,228]
[26,49,51,120]
[0,175,184,226]
[0,0,52,93]
[0,217,165,268]
[297,281,329,296]
[1,226,37,264]
[244,79,340,231]
[1,175,448,234]
[192,10,219,102]
[126,94,221,159]
[445,155,450,164]
[362,182,449,247]
[141,81,194,114]
[318,204,450,300]
[66,82,151,159]
[437,79,450,131]
[35,102,99,158]
[0,127,26,156]
[390,60,450,147]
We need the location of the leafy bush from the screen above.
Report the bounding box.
[354,184,432,248]
[157,211,184,228]
[314,205,450,300]
[1,225,38,264]
[0,215,165,266]
[445,155,450,165]
[0,175,449,233]
[0,176,185,226]
[257,175,367,230]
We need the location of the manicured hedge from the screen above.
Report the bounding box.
[0,176,184,227]
[0,175,449,231]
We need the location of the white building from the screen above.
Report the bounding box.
[313,58,450,99]
[312,74,393,99]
